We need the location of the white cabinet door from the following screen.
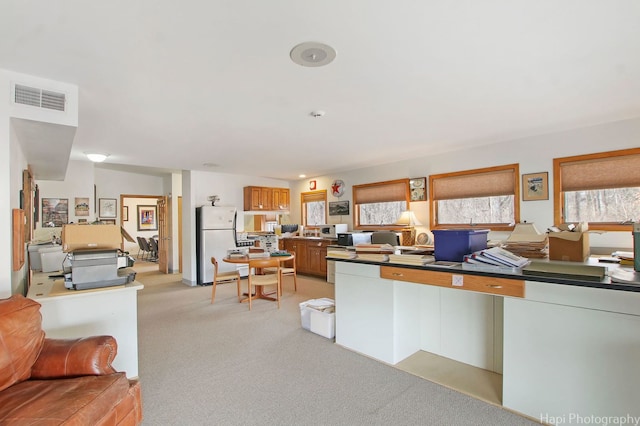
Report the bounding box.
[504,297,640,421]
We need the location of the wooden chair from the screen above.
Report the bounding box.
[210,257,241,304]
[264,254,297,294]
[246,258,281,310]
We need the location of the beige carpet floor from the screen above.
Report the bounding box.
[134,268,539,425]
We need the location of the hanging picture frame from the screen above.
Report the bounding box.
[41,198,68,227]
[123,206,129,221]
[99,198,117,218]
[75,197,90,216]
[409,177,427,201]
[137,205,158,231]
[522,172,549,201]
[329,201,350,216]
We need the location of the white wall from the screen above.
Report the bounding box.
[181,170,289,286]
[35,161,95,241]
[1,69,78,297]
[291,117,640,249]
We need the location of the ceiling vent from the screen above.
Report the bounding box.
[14,84,66,112]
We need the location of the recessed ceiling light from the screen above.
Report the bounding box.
[290,42,336,67]
[299,174,306,178]
[85,152,109,162]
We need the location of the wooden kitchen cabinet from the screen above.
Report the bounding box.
[244,186,289,211]
[307,239,330,276]
[280,238,332,278]
[271,188,289,211]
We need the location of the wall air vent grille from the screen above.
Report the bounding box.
[14,84,66,111]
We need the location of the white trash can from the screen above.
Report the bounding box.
[299,298,335,339]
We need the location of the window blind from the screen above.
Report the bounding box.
[432,165,517,200]
[560,152,640,191]
[301,190,326,203]
[353,179,409,204]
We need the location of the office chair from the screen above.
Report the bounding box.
[371,231,400,246]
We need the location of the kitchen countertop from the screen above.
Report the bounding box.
[327,255,640,292]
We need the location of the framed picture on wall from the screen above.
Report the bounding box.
[329,201,350,216]
[409,178,427,201]
[123,206,129,221]
[137,205,158,231]
[41,198,68,227]
[522,172,549,201]
[99,198,117,218]
[75,197,90,216]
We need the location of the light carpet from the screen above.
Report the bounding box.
[134,269,539,426]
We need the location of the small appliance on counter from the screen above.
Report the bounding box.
[337,232,373,246]
[63,249,134,290]
[319,224,348,238]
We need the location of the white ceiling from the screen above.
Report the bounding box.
[2,1,640,181]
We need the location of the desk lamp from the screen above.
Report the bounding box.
[396,211,422,246]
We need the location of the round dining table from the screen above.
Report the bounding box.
[223,254,294,302]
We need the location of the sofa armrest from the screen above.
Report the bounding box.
[30,336,118,379]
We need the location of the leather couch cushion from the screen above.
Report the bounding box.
[0,373,131,425]
[0,295,45,392]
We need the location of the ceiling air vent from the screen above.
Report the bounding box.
[14,84,66,112]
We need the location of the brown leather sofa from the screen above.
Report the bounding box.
[0,294,142,425]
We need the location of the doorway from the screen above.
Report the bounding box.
[120,194,166,273]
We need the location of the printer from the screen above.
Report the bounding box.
[64,249,136,290]
[61,224,135,290]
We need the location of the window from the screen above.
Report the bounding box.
[554,148,640,231]
[301,190,327,226]
[353,179,409,229]
[430,164,520,230]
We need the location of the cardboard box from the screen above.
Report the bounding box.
[548,226,590,262]
[62,224,122,252]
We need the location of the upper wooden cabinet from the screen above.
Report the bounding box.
[244,186,289,211]
[271,188,289,211]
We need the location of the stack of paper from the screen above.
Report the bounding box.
[356,253,389,262]
[354,243,395,254]
[248,251,270,259]
[612,251,635,266]
[327,250,357,259]
[464,246,529,268]
[503,223,548,258]
[388,254,435,266]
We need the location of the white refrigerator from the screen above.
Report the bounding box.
[195,206,243,285]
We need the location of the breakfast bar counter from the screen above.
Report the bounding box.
[27,272,144,379]
[332,258,640,423]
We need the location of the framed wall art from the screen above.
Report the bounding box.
[41,198,68,227]
[409,177,427,201]
[123,206,129,221]
[329,201,350,216]
[75,197,90,216]
[522,172,549,201]
[99,198,117,218]
[137,205,158,231]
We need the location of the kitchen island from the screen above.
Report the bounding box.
[27,272,144,379]
[332,258,640,423]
